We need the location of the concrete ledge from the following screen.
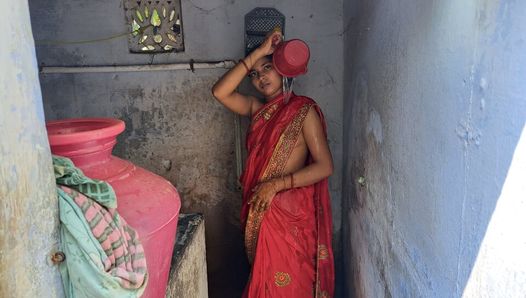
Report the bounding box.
[166,213,208,298]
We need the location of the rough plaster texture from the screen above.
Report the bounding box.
[38,69,248,296]
[0,0,62,296]
[166,214,208,298]
[29,0,344,296]
[343,0,526,297]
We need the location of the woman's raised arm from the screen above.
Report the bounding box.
[211,31,282,116]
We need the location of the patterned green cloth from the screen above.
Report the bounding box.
[54,156,147,298]
[54,156,116,209]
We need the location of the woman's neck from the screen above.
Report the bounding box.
[265,91,284,102]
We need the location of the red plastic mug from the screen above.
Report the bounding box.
[272,39,310,78]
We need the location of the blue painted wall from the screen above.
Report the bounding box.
[343,0,526,297]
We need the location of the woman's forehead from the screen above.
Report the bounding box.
[252,57,272,69]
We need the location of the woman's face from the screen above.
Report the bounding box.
[248,56,283,100]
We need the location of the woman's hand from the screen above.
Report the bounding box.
[210,29,282,116]
[249,179,283,212]
[255,30,283,57]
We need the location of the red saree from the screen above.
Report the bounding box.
[240,93,334,298]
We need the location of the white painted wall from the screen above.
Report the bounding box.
[343,0,526,297]
[0,0,62,296]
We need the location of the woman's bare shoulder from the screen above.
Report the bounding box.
[249,96,264,117]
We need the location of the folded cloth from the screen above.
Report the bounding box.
[54,155,148,298]
[54,156,117,209]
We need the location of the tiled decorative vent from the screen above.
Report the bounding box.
[124,0,184,53]
[244,8,285,56]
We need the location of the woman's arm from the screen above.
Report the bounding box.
[211,31,282,116]
[250,107,333,211]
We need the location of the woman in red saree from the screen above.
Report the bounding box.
[212,31,334,297]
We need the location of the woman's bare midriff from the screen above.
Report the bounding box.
[283,132,309,176]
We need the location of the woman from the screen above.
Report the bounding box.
[212,31,335,297]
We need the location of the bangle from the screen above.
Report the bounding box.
[239,59,250,73]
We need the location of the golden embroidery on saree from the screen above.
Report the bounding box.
[245,104,313,263]
[245,206,264,262]
[253,103,279,123]
[315,280,331,298]
[318,244,329,260]
[263,104,279,121]
[261,104,312,180]
[274,272,291,287]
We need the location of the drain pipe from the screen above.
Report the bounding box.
[233,112,243,184]
[40,60,245,181]
[40,60,237,74]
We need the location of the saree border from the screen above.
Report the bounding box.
[244,103,313,263]
[251,94,284,123]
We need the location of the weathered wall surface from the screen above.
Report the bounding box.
[29,0,343,296]
[0,0,62,296]
[39,69,248,295]
[167,214,208,298]
[343,1,526,297]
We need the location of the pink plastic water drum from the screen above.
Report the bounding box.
[273,39,310,77]
[47,118,181,298]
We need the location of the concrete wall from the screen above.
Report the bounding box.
[0,0,62,296]
[28,0,343,296]
[167,214,208,298]
[343,0,526,297]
